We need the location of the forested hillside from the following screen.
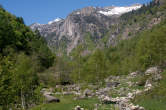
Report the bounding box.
[59,16,166,83]
[41,0,166,84]
[0,6,55,109]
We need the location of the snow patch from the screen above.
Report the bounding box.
[76,12,80,15]
[48,18,62,25]
[99,5,142,16]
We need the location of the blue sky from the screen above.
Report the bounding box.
[0,0,152,25]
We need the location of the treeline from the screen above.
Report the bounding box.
[121,0,160,21]
[0,6,55,109]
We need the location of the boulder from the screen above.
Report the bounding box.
[101,96,115,104]
[153,73,162,81]
[75,86,81,91]
[45,94,60,103]
[96,87,110,96]
[74,105,84,110]
[83,89,93,97]
[130,105,139,110]
[62,91,72,95]
[127,81,133,87]
[127,93,134,99]
[130,71,139,77]
[145,67,159,75]
[43,90,60,103]
[144,80,152,90]
[106,81,120,88]
[72,91,81,96]
[139,107,145,110]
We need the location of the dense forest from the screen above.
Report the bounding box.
[0,6,55,109]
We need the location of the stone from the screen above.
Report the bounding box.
[145,67,159,75]
[75,86,81,91]
[73,91,81,96]
[153,73,162,81]
[127,93,134,99]
[62,91,72,95]
[107,82,120,88]
[139,107,145,110]
[133,90,142,95]
[130,105,139,110]
[74,105,84,110]
[42,90,60,103]
[130,71,139,77]
[55,92,61,95]
[127,81,133,87]
[102,96,115,104]
[96,87,110,97]
[83,89,93,97]
[144,80,152,89]
[44,95,60,103]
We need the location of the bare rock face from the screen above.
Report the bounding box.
[30,6,115,54]
[30,5,142,54]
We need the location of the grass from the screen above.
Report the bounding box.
[134,97,166,110]
[132,70,166,110]
[30,95,116,110]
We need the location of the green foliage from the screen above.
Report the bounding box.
[67,19,166,83]
[136,24,166,70]
[0,6,55,109]
[133,70,166,110]
[39,57,72,87]
[0,56,16,107]
[81,49,108,83]
[84,33,96,50]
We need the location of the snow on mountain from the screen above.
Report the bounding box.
[48,18,62,25]
[99,4,142,16]
[30,23,44,30]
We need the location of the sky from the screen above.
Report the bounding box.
[0,0,152,25]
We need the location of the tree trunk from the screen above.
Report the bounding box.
[21,89,25,110]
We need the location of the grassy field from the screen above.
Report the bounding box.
[30,95,118,110]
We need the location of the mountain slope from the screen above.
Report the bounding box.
[30,0,166,56]
[30,4,142,54]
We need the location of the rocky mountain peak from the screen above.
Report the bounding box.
[30,4,142,54]
[79,6,96,16]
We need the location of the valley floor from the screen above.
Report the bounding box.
[31,67,165,110]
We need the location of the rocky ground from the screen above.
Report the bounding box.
[41,67,162,110]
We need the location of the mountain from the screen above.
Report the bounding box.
[30,4,142,54]
[32,1,166,110]
[30,0,165,56]
[1,0,166,109]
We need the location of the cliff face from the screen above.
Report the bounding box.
[30,5,142,54]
